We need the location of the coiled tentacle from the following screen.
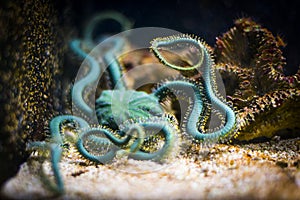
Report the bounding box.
[76,124,146,164]
[129,124,175,161]
[82,11,131,90]
[48,115,90,193]
[120,116,178,162]
[71,36,127,118]
[70,40,101,117]
[76,128,118,164]
[120,124,145,153]
[27,115,90,194]
[102,37,127,90]
[151,35,236,141]
[49,115,90,143]
[83,11,132,49]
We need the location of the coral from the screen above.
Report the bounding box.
[214,18,300,140]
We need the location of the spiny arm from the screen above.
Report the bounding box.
[70,40,101,116]
[151,34,236,141]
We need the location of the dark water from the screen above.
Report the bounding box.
[59,0,300,74]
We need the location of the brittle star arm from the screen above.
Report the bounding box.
[125,116,178,162]
[76,124,146,164]
[70,40,101,116]
[70,36,127,116]
[102,37,127,90]
[83,11,132,50]
[27,115,90,194]
[151,35,236,141]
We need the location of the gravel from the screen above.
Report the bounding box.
[1,137,300,200]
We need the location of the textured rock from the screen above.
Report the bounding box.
[0,0,63,186]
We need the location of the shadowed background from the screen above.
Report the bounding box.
[64,0,299,74]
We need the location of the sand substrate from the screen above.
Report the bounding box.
[1,137,300,199]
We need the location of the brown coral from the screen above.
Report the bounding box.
[214,18,300,141]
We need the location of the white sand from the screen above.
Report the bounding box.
[2,138,300,199]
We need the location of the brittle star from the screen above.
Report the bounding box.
[27,12,236,195]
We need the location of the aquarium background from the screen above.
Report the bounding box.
[1,0,299,191]
[59,0,299,74]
